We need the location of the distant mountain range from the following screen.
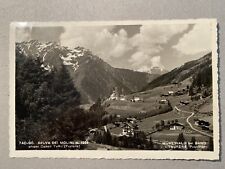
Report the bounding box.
[16,40,158,103]
[142,52,212,91]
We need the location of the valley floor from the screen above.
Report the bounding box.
[86,83,213,151]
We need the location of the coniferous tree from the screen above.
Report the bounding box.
[52,65,80,108]
[104,130,112,145]
[148,137,154,150]
[190,136,196,150]
[177,132,185,143]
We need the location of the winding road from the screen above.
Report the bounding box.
[174,106,213,138]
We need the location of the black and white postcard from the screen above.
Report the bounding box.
[9,20,219,159]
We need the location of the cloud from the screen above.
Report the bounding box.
[173,23,212,55]
[128,24,189,70]
[16,27,31,42]
[150,56,164,69]
[129,51,149,67]
[129,52,165,71]
[60,26,132,61]
[130,24,189,54]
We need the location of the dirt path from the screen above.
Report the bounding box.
[174,106,213,138]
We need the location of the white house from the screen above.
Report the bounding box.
[169,123,184,130]
[122,123,134,137]
[168,91,174,95]
[109,91,119,100]
[120,96,126,101]
[159,99,168,104]
[131,97,143,102]
[89,128,98,134]
[134,97,141,102]
[139,110,147,114]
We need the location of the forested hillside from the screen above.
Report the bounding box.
[16,50,111,149]
[142,52,212,91]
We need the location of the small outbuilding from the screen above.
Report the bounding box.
[168,91,174,95]
[169,122,185,131]
[159,99,168,104]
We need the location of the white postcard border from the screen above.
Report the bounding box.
[9,19,219,160]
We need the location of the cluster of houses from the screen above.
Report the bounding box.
[87,117,140,139]
[115,116,186,138]
[110,117,139,137]
[87,118,187,145]
[161,89,188,97]
[194,119,211,130]
[108,90,126,101]
[130,96,144,102]
[108,91,144,103]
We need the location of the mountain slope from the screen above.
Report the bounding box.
[142,52,212,91]
[16,40,158,103]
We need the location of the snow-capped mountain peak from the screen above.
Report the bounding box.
[16,40,88,72]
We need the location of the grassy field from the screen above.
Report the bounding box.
[199,98,213,113]
[105,83,213,143]
[136,110,189,132]
[149,130,210,142]
[105,98,170,118]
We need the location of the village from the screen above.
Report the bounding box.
[84,83,213,150]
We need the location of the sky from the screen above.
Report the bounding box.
[15,22,213,71]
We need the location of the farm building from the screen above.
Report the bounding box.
[139,110,147,114]
[159,99,168,104]
[89,128,98,134]
[175,90,184,96]
[134,97,143,102]
[194,119,210,130]
[109,91,119,100]
[130,96,143,102]
[88,127,106,140]
[116,114,121,118]
[195,119,210,127]
[191,94,203,101]
[169,122,185,130]
[126,117,137,124]
[108,87,121,100]
[168,91,174,95]
[180,100,190,105]
[120,97,126,101]
[122,123,135,137]
[161,93,169,97]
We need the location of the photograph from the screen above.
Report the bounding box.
[9,20,219,159]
